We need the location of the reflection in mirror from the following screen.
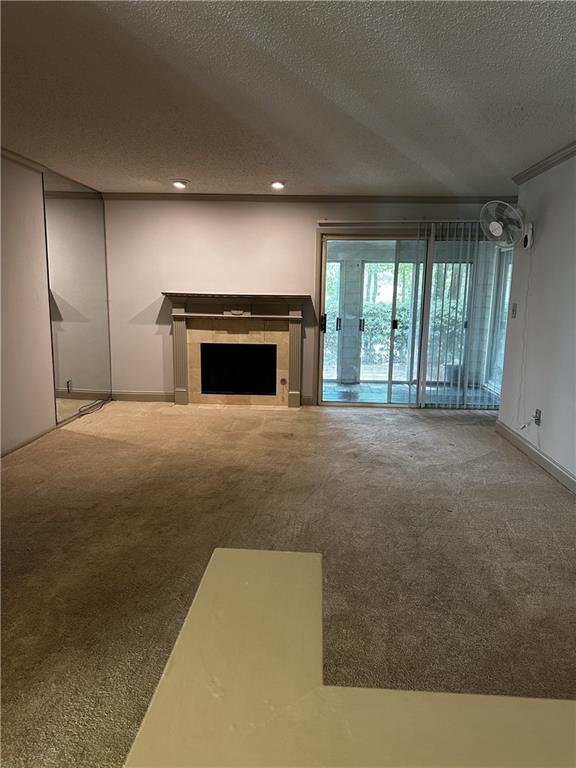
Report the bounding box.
[43,170,111,422]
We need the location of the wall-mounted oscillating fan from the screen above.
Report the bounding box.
[480,200,533,248]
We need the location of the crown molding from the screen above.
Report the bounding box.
[512,141,576,186]
[1,147,101,194]
[102,192,517,204]
[1,147,46,174]
[44,191,102,200]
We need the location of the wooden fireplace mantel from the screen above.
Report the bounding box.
[162,292,309,304]
[162,292,310,407]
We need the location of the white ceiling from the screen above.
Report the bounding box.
[2,1,575,196]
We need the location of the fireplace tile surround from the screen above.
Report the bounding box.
[188,319,289,405]
[163,293,309,407]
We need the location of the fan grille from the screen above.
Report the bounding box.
[480,201,524,246]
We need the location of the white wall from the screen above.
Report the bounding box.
[499,156,576,477]
[1,158,56,453]
[45,196,111,395]
[104,199,485,401]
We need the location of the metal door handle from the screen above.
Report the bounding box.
[320,313,327,332]
[392,318,399,330]
[336,317,342,331]
[359,318,365,332]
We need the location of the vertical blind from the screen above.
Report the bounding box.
[422,222,512,409]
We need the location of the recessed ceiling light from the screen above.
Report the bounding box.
[271,180,286,191]
[172,180,188,190]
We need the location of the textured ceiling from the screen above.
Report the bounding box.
[2,1,575,196]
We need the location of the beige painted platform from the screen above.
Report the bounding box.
[125,549,576,767]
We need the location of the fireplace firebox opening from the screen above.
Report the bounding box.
[201,343,277,396]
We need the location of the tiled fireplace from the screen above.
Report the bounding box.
[162,293,309,407]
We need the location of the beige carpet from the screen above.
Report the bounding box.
[2,402,575,768]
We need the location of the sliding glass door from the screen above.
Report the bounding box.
[320,237,425,404]
[319,225,512,409]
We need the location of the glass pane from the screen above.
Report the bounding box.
[322,239,395,403]
[391,262,414,385]
[360,262,394,390]
[390,240,425,404]
[44,171,111,422]
[486,249,513,396]
[321,238,425,405]
[322,261,341,381]
[426,260,470,406]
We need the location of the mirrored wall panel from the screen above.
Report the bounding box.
[43,171,111,422]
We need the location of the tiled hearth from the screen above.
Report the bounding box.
[162,293,309,407]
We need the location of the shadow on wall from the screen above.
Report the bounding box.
[129,296,172,328]
[302,299,317,345]
[49,290,91,324]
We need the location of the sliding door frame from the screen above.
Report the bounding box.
[315,222,508,410]
[386,250,400,403]
[316,227,431,408]
[416,224,435,407]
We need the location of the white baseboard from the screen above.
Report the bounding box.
[112,391,174,402]
[55,389,110,400]
[495,420,576,494]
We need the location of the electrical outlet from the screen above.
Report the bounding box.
[534,409,542,426]
[511,303,517,319]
